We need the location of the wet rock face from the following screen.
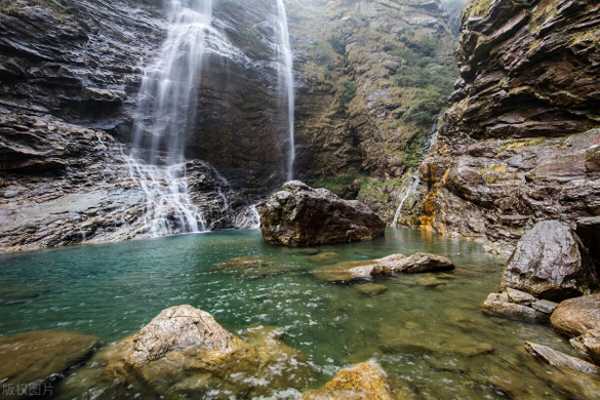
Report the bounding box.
[502,220,596,301]
[0,0,288,252]
[0,0,289,191]
[0,330,98,399]
[257,181,385,247]
[412,0,600,247]
[0,113,235,253]
[0,0,163,128]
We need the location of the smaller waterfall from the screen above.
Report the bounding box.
[392,119,440,227]
[393,176,421,227]
[233,205,261,230]
[275,0,296,181]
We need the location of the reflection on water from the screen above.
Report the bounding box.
[0,228,586,399]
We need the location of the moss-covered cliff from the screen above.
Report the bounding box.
[289,0,459,221]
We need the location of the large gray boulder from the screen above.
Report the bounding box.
[257,181,385,247]
[501,220,596,301]
[127,305,235,366]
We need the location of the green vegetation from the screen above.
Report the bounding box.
[498,137,545,153]
[340,80,357,107]
[401,87,446,128]
[403,135,429,168]
[465,0,492,18]
[307,173,365,198]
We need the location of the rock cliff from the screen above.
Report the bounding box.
[0,0,294,251]
[289,0,458,221]
[406,0,600,250]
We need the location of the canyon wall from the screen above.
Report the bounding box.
[406,0,600,252]
[0,0,286,251]
[289,0,459,220]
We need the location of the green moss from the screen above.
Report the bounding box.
[340,80,357,107]
[307,173,365,198]
[498,137,545,153]
[465,0,492,18]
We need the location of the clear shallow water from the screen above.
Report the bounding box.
[0,229,588,399]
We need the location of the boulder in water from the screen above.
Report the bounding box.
[481,220,597,323]
[502,220,596,301]
[0,330,98,399]
[312,252,454,283]
[127,305,236,366]
[59,306,312,399]
[257,181,385,247]
[302,360,395,400]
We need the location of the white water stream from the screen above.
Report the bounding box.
[128,0,214,237]
[276,0,296,181]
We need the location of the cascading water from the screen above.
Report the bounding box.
[128,0,214,237]
[393,176,421,227]
[393,119,439,227]
[275,0,296,181]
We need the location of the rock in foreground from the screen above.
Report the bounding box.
[127,305,236,366]
[302,360,395,400]
[551,294,600,364]
[551,294,600,338]
[502,221,596,301]
[481,220,595,323]
[0,330,98,399]
[257,181,385,247]
[59,305,312,399]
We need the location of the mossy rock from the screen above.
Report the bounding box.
[355,283,388,297]
[302,360,396,400]
[312,260,379,284]
[307,251,340,263]
[0,330,99,399]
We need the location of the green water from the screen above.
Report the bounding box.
[0,229,590,399]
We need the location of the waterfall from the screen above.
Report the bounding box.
[392,119,440,227]
[275,0,296,181]
[393,176,421,227]
[128,0,214,237]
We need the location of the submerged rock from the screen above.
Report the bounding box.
[354,283,388,297]
[257,181,385,247]
[502,221,596,301]
[524,342,599,375]
[58,306,312,399]
[214,256,285,279]
[0,330,98,399]
[302,360,395,400]
[307,251,340,263]
[378,323,494,358]
[313,252,454,284]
